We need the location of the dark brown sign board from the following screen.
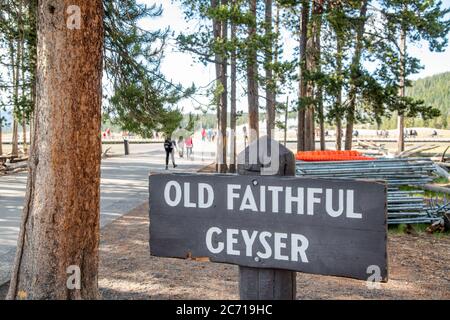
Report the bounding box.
[149,173,388,281]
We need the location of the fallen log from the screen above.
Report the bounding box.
[441,146,449,163]
[9,157,29,164]
[437,162,450,169]
[399,145,439,158]
[4,161,28,172]
[433,164,450,181]
[418,184,450,195]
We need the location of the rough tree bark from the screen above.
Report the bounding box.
[219,0,228,173]
[247,0,259,142]
[335,37,343,151]
[22,119,27,155]
[304,0,323,151]
[10,38,20,156]
[284,97,289,146]
[19,0,28,156]
[28,0,38,151]
[397,23,407,153]
[11,120,19,156]
[314,1,324,150]
[265,0,275,139]
[318,91,325,150]
[211,0,224,172]
[345,0,368,150]
[297,0,309,151]
[7,0,104,300]
[229,0,237,173]
[304,32,315,151]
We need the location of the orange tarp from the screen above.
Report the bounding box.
[295,150,375,162]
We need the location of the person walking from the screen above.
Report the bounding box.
[185,135,193,160]
[164,137,177,169]
[201,128,207,142]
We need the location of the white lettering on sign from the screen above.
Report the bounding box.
[267,186,283,213]
[163,181,363,219]
[240,186,258,211]
[205,227,309,263]
[226,229,240,256]
[307,188,322,215]
[326,188,344,217]
[164,181,182,207]
[285,187,304,214]
[205,227,223,254]
[274,233,289,261]
[163,181,214,209]
[347,190,362,218]
[260,186,266,212]
[227,184,241,210]
[184,182,196,208]
[242,230,258,256]
[257,231,272,259]
[198,183,214,208]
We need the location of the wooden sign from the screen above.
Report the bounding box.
[149,173,388,281]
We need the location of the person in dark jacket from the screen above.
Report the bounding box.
[164,138,177,169]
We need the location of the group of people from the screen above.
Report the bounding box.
[201,128,217,142]
[164,135,194,170]
[376,130,390,138]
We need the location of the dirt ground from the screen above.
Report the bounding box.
[98,201,450,300]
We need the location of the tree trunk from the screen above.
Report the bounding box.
[335,37,343,151]
[28,0,38,153]
[297,0,309,151]
[247,0,259,142]
[345,0,368,150]
[7,0,104,300]
[19,0,27,156]
[397,24,407,153]
[318,90,325,150]
[304,0,322,151]
[22,118,27,155]
[10,32,20,157]
[304,84,314,151]
[265,0,275,139]
[336,118,342,150]
[211,0,222,172]
[315,2,324,150]
[229,2,237,173]
[219,0,228,173]
[29,113,34,149]
[12,120,19,156]
[284,97,289,146]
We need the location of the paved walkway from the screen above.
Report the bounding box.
[0,143,213,284]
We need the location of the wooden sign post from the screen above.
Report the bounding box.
[237,138,297,299]
[149,137,388,300]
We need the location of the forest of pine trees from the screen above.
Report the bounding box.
[406,72,450,129]
[0,0,449,300]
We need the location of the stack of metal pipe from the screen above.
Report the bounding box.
[296,158,440,224]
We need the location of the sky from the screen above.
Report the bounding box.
[1,0,449,123]
[139,0,450,113]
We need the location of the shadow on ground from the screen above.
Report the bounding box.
[99,201,450,300]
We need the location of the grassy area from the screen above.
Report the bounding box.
[388,223,449,237]
[399,183,449,200]
[432,177,450,185]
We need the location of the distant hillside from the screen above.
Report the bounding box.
[406,72,450,116]
[2,73,449,132]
